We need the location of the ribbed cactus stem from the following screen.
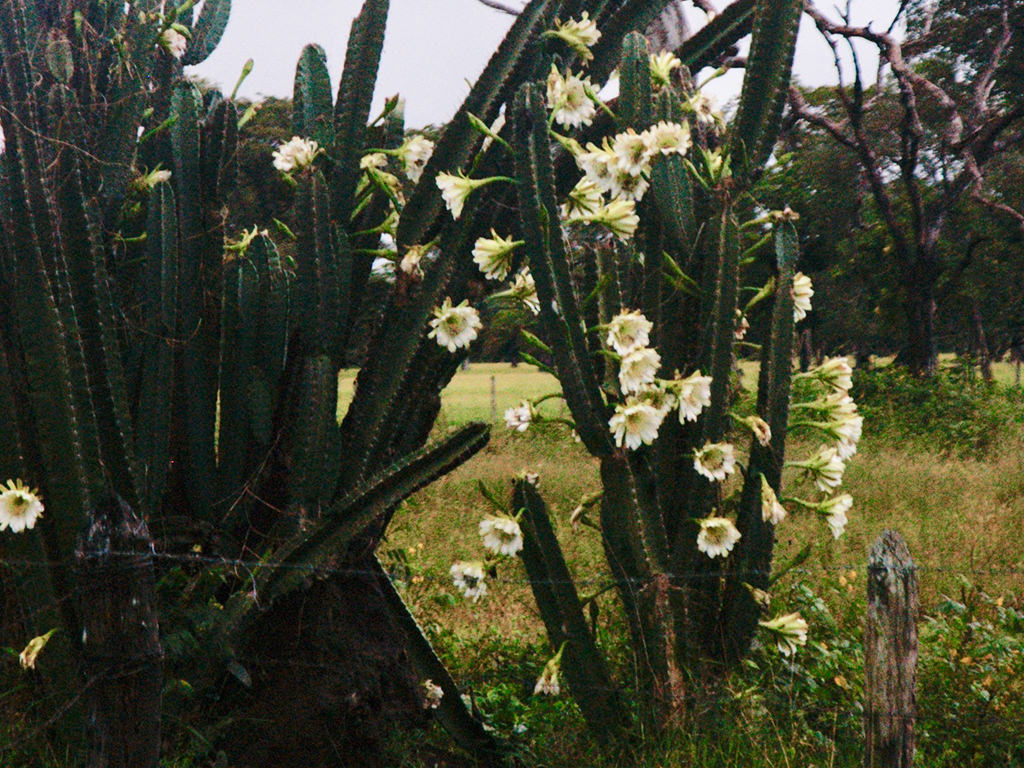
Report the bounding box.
[515,478,630,739]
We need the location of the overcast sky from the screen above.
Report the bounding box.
[190,0,902,129]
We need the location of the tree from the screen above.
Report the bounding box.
[787,0,1024,374]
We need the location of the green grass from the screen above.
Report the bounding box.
[376,359,1024,767]
[339,362,567,424]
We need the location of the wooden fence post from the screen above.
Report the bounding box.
[76,494,163,768]
[864,529,919,768]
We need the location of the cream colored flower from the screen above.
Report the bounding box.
[548,13,601,60]
[0,479,44,533]
[609,397,665,450]
[611,129,653,176]
[435,171,474,219]
[429,297,482,352]
[649,51,681,88]
[742,415,772,447]
[759,612,808,655]
[609,167,650,202]
[18,628,56,670]
[672,371,712,423]
[272,136,320,173]
[561,177,604,220]
[793,446,845,492]
[507,269,540,315]
[397,134,434,183]
[422,679,444,709]
[734,310,750,341]
[533,644,565,696]
[546,66,597,129]
[504,401,533,432]
[472,230,522,280]
[399,244,428,277]
[618,347,661,394]
[586,198,639,241]
[792,272,814,322]
[760,476,787,525]
[360,152,388,170]
[636,384,676,417]
[479,516,524,556]
[819,493,853,539]
[605,310,652,355]
[576,140,618,195]
[804,356,853,392]
[833,413,863,460]
[450,561,488,602]
[688,91,723,127]
[697,516,741,559]
[642,121,692,158]
[161,27,188,59]
[693,442,737,482]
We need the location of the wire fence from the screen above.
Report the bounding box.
[1,546,1021,765]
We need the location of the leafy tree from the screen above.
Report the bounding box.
[786,0,1024,374]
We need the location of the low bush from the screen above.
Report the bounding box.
[852,362,1024,456]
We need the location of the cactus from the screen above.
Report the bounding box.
[475,0,864,738]
[1,0,860,757]
[6,0,725,758]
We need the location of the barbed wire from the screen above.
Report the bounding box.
[2,549,1023,584]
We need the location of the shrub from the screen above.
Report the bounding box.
[852,361,1024,456]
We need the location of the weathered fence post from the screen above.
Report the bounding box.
[864,529,919,768]
[76,495,163,768]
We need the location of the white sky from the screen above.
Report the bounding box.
[190,0,903,128]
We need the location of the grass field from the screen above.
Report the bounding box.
[367,358,1024,766]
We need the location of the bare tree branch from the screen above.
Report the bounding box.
[472,0,524,16]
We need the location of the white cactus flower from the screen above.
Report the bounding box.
[759,612,808,655]
[397,134,434,183]
[546,66,597,129]
[693,442,737,482]
[449,561,488,602]
[793,445,846,492]
[649,51,682,87]
[760,476,787,525]
[479,516,524,557]
[272,136,321,173]
[609,397,665,450]
[586,198,639,241]
[561,177,605,220]
[672,371,713,423]
[548,12,601,60]
[472,230,522,281]
[611,129,654,176]
[605,310,653,355]
[618,347,661,394]
[819,493,853,539]
[428,297,482,352]
[642,120,692,157]
[697,516,742,559]
[504,401,533,432]
[0,479,44,533]
[792,272,814,322]
[161,27,188,59]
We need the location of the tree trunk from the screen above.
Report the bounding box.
[970,300,993,382]
[898,275,938,375]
